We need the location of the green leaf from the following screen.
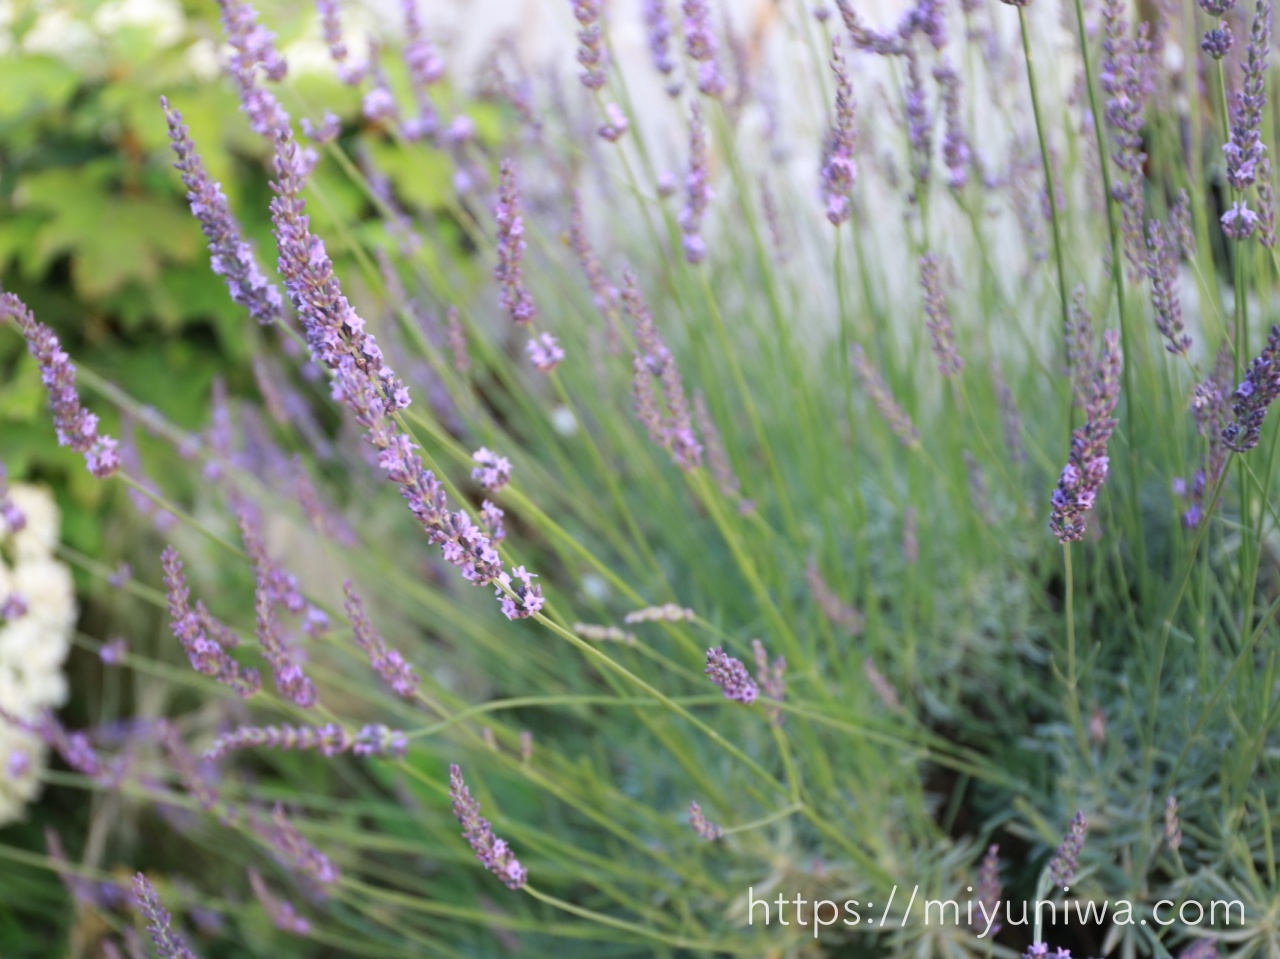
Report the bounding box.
[0,55,79,123]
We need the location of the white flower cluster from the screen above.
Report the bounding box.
[0,484,77,826]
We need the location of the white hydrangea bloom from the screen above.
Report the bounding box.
[0,484,76,827]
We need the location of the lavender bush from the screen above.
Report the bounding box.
[3,0,1280,956]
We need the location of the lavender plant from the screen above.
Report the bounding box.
[5,0,1280,957]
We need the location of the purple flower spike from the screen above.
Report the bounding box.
[449,764,528,889]
[316,0,365,85]
[261,804,339,891]
[161,546,261,697]
[132,874,200,959]
[1223,0,1271,192]
[1100,0,1153,280]
[643,0,680,93]
[1050,331,1122,543]
[1202,21,1234,58]
[919,253,964,376]
[688,800,721,840]
[904,49,932,192]
[821,37,858,226]
[1048,811,1089,886]
[494,565,545,620]
[1,294,120,478]
[850,345,920,448]
[680,103,711,263]
[0,465,24,533]
[974,845,1002,934]
[495,160,537,325]
[471,448,512,491]
[1200,0,1237,12]
[526,332,565,372]
[623,273,702,469]
[934,59,971,190]
[571,0,609,89]
[751,639,786,725]
[206,723,352,760]
[215,0,290,136]
[343,581,420,697]
[704,647,758,704]
[598,101,629,142]
[1145,220,1192,355]
[401,0,445,139]
[248,868,310,935]
[1224,324,1280,451]
[162,98,284,327]
[1223,200,1260,240]
[682,0,725,97]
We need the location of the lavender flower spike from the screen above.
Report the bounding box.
[162,98,284,326]
[751,639,786,725]
[205,723,406,760]
[821,36,858,226]
[1050,331,1122,542]
[643,0,680,94]
[935,59,971,190]
[705,647,759,703]
[1048,811,1089,886]
[1223,0,1271,191]
[248,868,310,935]
[919,253,964,376]
[623,272,702,469]
[1145,220,1191,355]
[850,344,920,448]
[974,845,1002,934]
[526,332,565,372]
[262,804,339,890]
[472,448,512,491]
[161,546,261,697]
[688,800,721,840]
[449,764,528,889]
[495,159,537,324]
[571,0,608,90]
[132,874,200,959]
[343,581,420,697]
[1224,324,1280,451]
[682,0,726,97]
[215,0,290,137]
[680,103,711,264]
[1,293,120,477]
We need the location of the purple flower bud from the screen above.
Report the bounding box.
[1223,200,1260,240]
[471,448,512,491]
[704,647,759,703]
[1224,324,1280,451]
[1048,811,1089,886]
[688,800,721,839]
[1202,22,1234,57]
[526,332,566,372]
